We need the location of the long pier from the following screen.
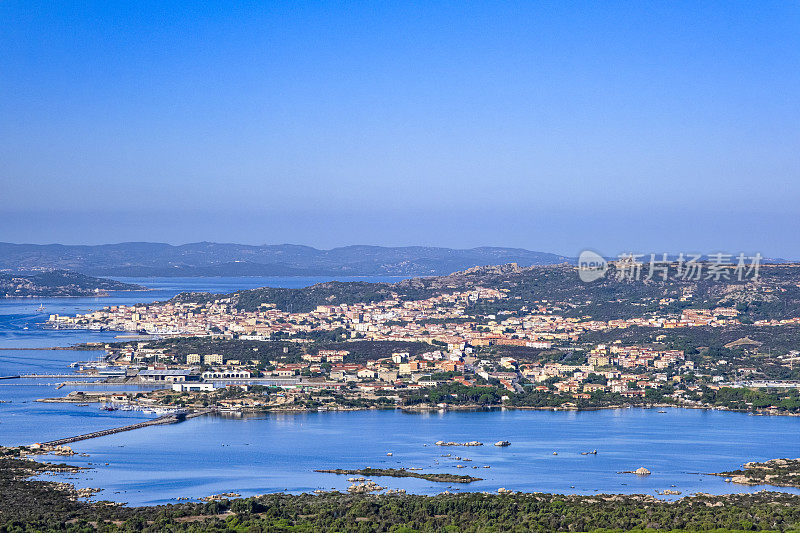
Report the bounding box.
[40,413,187,447]
[38,409,212,447]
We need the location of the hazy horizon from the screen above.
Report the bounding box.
[2,2,798,257]
[0,239,792,262]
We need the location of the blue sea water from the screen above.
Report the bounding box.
[0,276,403,443]
[0,275,405,349]
[44,407,800,505]
[1,276,799,506]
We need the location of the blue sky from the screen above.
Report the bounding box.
[1,1,798,257]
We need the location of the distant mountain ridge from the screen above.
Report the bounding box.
[0,242,573,277]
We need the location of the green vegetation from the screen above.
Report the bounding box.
[4,454,800,532]
[0,456,85,527]
[582,325,800,359]
[403,382,506,407]
[166,263,800,323]
[171,281,405,313]
[402,382,800,414]
[439,262,800,322]
[715,459,800,488]
[472,344,549,362]
[699,387,800,412]
[97,337,433,366]
[311,341,434,364]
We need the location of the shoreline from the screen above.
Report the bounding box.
[1,289,151,300]
[12,341,799,418]
[20,456,800,509]
[0,346,85,350]
[6,456,800,531]
[31,391,800,418]
[22,396,800,456]
[710,459,800,489]
[8,443,800,505]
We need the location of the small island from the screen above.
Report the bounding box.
[713,459,800,488]
[0,270,145,298]
[315,468,482,483]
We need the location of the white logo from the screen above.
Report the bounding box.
[578,250,608,282]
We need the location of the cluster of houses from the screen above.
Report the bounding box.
[88,337,701,405]
[51,282,789,407]
[47,288,761,350]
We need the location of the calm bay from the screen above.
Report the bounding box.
[1,276,798,506]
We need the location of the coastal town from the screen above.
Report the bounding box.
[6,1,800,529]
[42,264,800,415]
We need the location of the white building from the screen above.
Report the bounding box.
[172,382,214,392]
[138,369,192,382]
[202,369,251,380]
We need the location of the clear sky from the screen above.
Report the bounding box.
[1,1,798,257]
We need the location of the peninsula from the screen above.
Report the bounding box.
[39,262,800,419]
[0,270,145,298]
[714,459,800,488]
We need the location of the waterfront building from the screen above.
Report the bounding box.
[138,369,192,382]
[202,369,252,380]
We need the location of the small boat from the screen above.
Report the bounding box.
[552,452,558,455]
[658,410,666,413]
[101,405,118,411]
